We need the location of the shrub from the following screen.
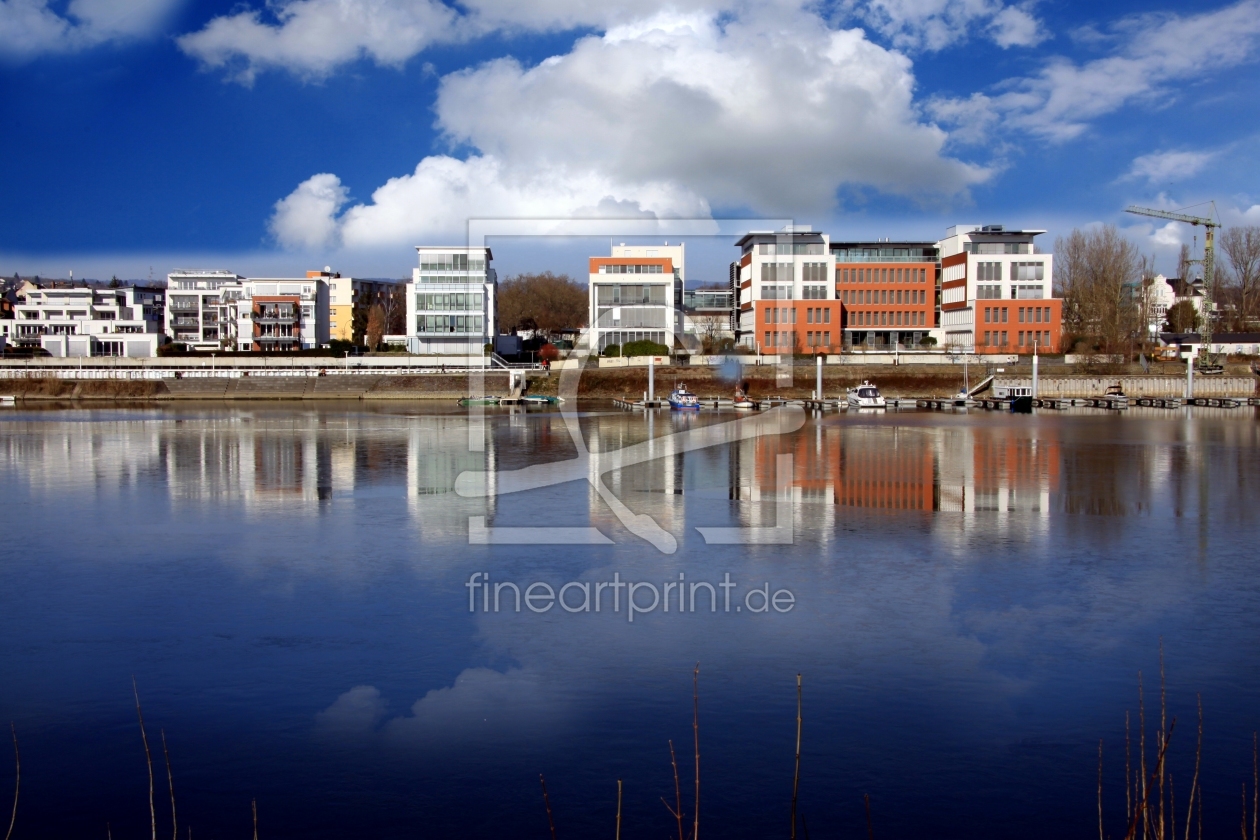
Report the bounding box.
[918,336,938,348]
[622,339,670,357]
[539,343,560,362]
[603,344,622,357]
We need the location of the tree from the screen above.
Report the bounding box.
[1176,243,1194,282]
[379,285,406,336]
[693,313,728,353]
[1053,225,1143,352]
[497,272,588,335]
[366,304,386,350]
[1164,300,1200,333]
[1220,226,1260,330]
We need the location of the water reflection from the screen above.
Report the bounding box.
[2,407,1258,544]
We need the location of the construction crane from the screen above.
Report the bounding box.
[1125,203,1220,366]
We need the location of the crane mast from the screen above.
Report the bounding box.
[1124,204,1219,364]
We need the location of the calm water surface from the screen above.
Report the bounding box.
[1,403,1259,838]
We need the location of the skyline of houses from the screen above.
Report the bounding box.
[0,224,1248,359]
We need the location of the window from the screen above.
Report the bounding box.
[977,261,1002,282]
[824,308,831,324]
[1011,262,1045,282]
[764,331,771,347]
[983,331,990,345]
[1001,331,1009,344]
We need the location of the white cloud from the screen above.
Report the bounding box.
[0,0,177,59]
[844,0,1046,52]
[931,0,1260,143]
[177,0,457,85]
[1124,150,1218,185]
[269,173,349,250]
[273,8,989,248]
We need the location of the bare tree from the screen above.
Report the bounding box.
[1177,243,1194,282]
[497,272,588,336]
[1220,226,1260,330]
[366,305,386,350]
[379,284,407,336]
[1054,225,1143,353]
[693,314,728,353]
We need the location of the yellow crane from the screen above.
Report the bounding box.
[1125,203,1220,366]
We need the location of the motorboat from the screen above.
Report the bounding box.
[847,381,886,409]
[521,394,562,406]
[1102,383,1129,409]
[668,384,701,410]
[732,386,756,410]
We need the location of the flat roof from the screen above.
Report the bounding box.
[830,242,938,249]
[734,230,825,247]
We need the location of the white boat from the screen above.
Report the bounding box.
[1102,383,1129,410]
[0,395,14,407]
[847,381,886,409]
[668,384,701,410]
[732,387,756,410]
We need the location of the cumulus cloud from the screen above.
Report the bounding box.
[314,685,389,736]
[268,173,349,250]
[0,0,177,60]
[1124,149,1218,185]
[845,0,1046,52]
[271,8,989,248]
[931,0,1260,143]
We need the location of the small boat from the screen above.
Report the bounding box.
[847,381,886,409]
[458,397,501,406]
[732,387,756,410]
[1102,383,1129,409]
[0,395,15,407]
[521,394,562,405]
[668,384,701,410]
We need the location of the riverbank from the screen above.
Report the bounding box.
[1,363,1255,401]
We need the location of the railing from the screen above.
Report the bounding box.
[833,255,938,263]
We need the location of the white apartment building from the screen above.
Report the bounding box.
[406,247,497,355]
[223,276,330,352]
[12,285,166,357]
[166,270,244,349]
[936,225,1060,354]
[731,226,837,353]
[610,242,686,287]
[588,247,684,353]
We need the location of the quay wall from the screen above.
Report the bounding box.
[996,376,1256,398]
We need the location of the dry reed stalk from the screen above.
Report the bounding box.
[1124,719,1176,840]
[540,774,557,840]
[132,678,156,840]
[615,780,622,840]
[252,798,258,840]
[692,663,700,840]
[1127,711,1133,824]
[801,814,811,840]
[1161,644,1167,840]
[161,730,177,840]
[4,724,17,840]
[1140,672,1148,840]
[864,793,873,840]
[1098,739,1104,840]
[1185,696,1202,840]
[790,674,803,840]
[663,740,685,840]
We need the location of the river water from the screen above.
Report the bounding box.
[1,403,1259,839]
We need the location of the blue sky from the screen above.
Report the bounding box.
[2,0,1259,284]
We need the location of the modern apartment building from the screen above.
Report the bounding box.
[588,247,684,353]
[321,270,406,345]
[732,227,838,354]
[611,242,687,286]
[224,276,330,352]
[166,270,244,349]
[937,225,1060,354]
[832,241,938,350]
[13,285,166,357]
[406,247,497,355]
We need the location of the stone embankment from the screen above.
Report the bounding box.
[1,363,1255,401]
